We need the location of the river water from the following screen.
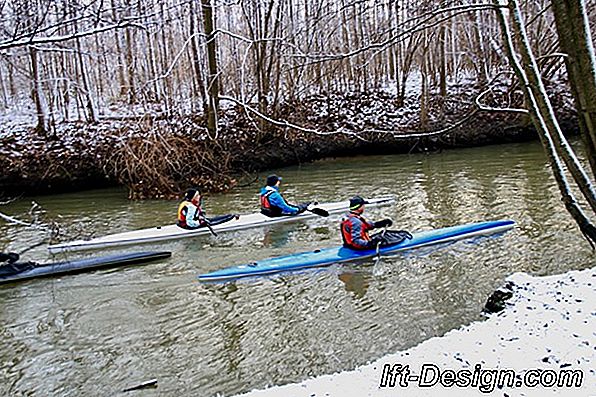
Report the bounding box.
[0,140,593,396]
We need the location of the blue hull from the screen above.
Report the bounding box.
[0,251,171,284]
[198,220,515,282]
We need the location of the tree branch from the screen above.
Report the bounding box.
[0,20,145,51]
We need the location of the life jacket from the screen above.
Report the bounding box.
[260,188,281,217]
[340,212,374,249]
[177,200,201,228]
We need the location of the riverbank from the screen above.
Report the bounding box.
[236,267,595,397]
[0,78,577,199]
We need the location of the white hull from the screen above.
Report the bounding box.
[48,197,395,253]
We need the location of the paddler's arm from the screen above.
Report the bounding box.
[185,203,207,228]
[268,191,300,215]
[373,219,393,228]
[350,218,373,248]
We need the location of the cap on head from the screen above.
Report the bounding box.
[349,195,370,210]
[184,188,200,201]
[266,174,282,186]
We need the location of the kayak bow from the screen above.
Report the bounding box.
[198,220,515,282]
[48,197,394,253]
[0,251,171,284]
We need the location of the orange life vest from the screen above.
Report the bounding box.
[260,189,283,217]
[340,212,374,249]
[260,190,274,210]
[177,200,194,228]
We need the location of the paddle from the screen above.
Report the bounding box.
[375,227,388,258]
[203,219,218,237]
[122,378,158,393]
[307,207,329,217]
[302,202,329,217]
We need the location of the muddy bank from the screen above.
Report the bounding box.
[0,84,577,199]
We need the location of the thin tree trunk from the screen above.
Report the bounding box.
[0,63,8,109]
[202,0,219,137]
[75,36,98,122]
[111,0,127,98]
[507,0,596,214]
[420,34,429,130]
[30,46,50,135]
[494,0,596,244]
[124,0,136,104]
[190,0,207,114]
[551,0,596,179]
[439,23,447,98]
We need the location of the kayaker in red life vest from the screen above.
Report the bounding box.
[177,188,237,229]
[260,175,310,217]
[341,196,412,250]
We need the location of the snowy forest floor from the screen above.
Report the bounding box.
[0,78,578,199]
[235,266,595,397]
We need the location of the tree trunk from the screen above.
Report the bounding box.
[111,0,128,98]
[439,23,447,98]
[420,31,429,129]
[124,0,136,104]
[190,0,207,114]
[29,46,50,135]
[551,0,596,179]
[202,0,219,137]
[75,34,98,122]
[507,0,596,214]
[0,63,8,109]
[494,0,596,245]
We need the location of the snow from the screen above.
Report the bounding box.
[236,267,595,397]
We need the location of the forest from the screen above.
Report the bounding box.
[1,0,595,244]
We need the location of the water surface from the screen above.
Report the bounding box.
[0,141,593,396]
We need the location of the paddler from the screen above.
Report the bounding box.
[0,252,35,276]
[260,175,310,217]
[177,188,237,229]
[340,196,412,250]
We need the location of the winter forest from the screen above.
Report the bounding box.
[1,0,596,244]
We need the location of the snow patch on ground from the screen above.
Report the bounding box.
[236,267,595,397]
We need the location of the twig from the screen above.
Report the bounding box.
[0,210,31,226]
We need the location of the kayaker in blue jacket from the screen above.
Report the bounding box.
[341,196,411,250]
[177,188,237,229]
[260,175,309,217]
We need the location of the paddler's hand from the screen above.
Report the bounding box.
[297,203,310,214]
[234,214,240,220]
[399,230,413,240]
[374,219,393,229]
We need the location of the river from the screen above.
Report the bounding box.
[0,140,593,396]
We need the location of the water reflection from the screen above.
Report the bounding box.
[262,225,292,248]
[338,271,370,299]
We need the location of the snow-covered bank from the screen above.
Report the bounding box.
[237,267,595,397]
[1,79,578,199]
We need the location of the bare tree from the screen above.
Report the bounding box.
[494,0,596,245]
[551,0,596,179]
[202,0,218,137]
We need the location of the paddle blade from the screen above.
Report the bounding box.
[309,207,329,217]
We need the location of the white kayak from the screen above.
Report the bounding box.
[48,197,395,253]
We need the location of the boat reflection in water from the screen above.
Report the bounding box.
[338,271,370,299]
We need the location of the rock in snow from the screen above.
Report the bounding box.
[237,267,595,396]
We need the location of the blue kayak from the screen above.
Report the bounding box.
[198,220,515,282]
